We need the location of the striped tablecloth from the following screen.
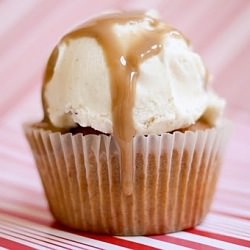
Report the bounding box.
[0,0,249,249]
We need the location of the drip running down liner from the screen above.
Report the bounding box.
[43,13,188,195]
[24,123,229,235]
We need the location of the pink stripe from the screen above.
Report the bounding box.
[0,178,43,197]
[179,0,218,32]
[0,123,35,145]
[0,139,28,154]
[186,228,250,247]
[0,72,39,118]
[0,163,35,180]
[0,127,28,147]
[0,236,34,250]
[150,0,191,19]
[0,3,119,115]
[0,151,33,168]
[0,196,48,214]
[0,1,60,56]
[150,235,222,250]
[0,0,118,85]
[196,0,249,51]
[214,44,250,111]
[154,0,214,37]
[160,0,200,23]
[0,122,23,134]
[0,1,37,37]
[124,0,166,12]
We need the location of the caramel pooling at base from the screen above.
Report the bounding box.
[43,12,180,195]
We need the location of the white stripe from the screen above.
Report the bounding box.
[0,219,97,250]
[1,84,42,125]
[203,222,250,237]
[0,140,29,156]
[198,224,250,241]
[0,163,36,182]
[211,204,250,219]
[200,214,250,239]
[0,227,61,250]
[116,236,190,250]
[218,181,250,193]
[205,214,250,229]
[1,120,34,134]
[0,162,34,178]
[202,222,250,238]
[217,186,250,197]
[0,158,36,175]
[0,126,27,140]
[0,168,42,190]
[0,121,32,138]
[0,144,32,165]
[0,214,129,250]
[0,232,48,250]
[0,122,25,133]
[217,182,250,193]
[214,193,250,208]
[171,231,249,250]
[204,6,250,74]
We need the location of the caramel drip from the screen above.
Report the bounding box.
[42,46,59,122]
[43,12,177,195]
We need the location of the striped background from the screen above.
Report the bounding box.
[0,0,249,249]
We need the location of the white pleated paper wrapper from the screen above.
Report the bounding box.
[24,122,230,235]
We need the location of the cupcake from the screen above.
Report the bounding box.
[25,11,229,235]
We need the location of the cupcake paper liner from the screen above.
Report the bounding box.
[24,123,229,235]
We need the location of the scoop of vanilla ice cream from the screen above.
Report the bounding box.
[44,20,224,134]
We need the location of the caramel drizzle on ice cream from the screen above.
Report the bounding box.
[43,12,181,195]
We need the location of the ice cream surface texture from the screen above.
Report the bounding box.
[43,11,224,134]
[42,11,225,194]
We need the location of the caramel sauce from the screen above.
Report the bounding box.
[42,12,182,195]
